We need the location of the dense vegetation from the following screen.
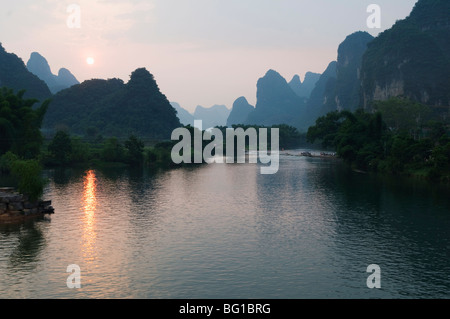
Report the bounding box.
[0,87,182,200]
[1,85,303,202]
[307,98,450,181]
[41,131,180,169]
[0,88,50,199]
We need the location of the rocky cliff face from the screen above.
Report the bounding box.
[323,31,374,113]
[337,32,374,108]
[361,0,450,108]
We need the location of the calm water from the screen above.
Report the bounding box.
[1,151,449,299]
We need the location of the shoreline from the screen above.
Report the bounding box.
[283,150,449,185]
[0,188,54,224]
[283,150,339,159]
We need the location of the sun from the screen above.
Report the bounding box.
[86,57,95,65]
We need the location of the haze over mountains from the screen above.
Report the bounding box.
[170,102,194,126]
[288,72,321,99]
[0,44,181,140]
[226,31,373,131]
[0,46,79,101]
[230,0,449,132]
[0,0,448,140]
[193,104,230,129]
[296,31,375,130]
[27,52,79,94]
[243,69,307,128]
[298,61,337,130]
[170,103,231,129]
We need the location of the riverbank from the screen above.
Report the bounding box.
[283,150,339,159]
[0,188,54,224]
[284,149,449,184]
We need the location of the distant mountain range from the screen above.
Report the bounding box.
[225,70,321,129]
[194,104,230,129]
[223,31,373,130]
[223,31,372,130]
[288,72,321,99]
[0,44,79,100]
[171,102,195,126]
[225,0,450,132]
[27,52,79,94]
[1,0,448,139]
[0,44,181,140]
[243,69,307,127]
[297,61,337,130]
[0,43,52,101]
[171,102,233,129]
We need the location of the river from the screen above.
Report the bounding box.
[1,150,449,298]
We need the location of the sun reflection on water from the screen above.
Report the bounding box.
[82,169,97,262]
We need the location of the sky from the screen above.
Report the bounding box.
[0,0,418,113]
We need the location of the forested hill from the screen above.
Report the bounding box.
[361,0,450,108]
[42,68,181,140]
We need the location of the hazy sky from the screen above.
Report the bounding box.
[0,0,417,113]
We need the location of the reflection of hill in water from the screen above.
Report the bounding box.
[0,220,47,271]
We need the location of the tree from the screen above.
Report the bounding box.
[307,106,449,180]
[307,110,387,170]
[11,159,46,201]
[101,137,126,162]
[48,130,73,165]
[124,135,144,165]
[0,117,15,154]
[70,137,91,163]
[373,97,430,138]
[307,111,349,148]
[0,87,49,158]
[427,121,447,143]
